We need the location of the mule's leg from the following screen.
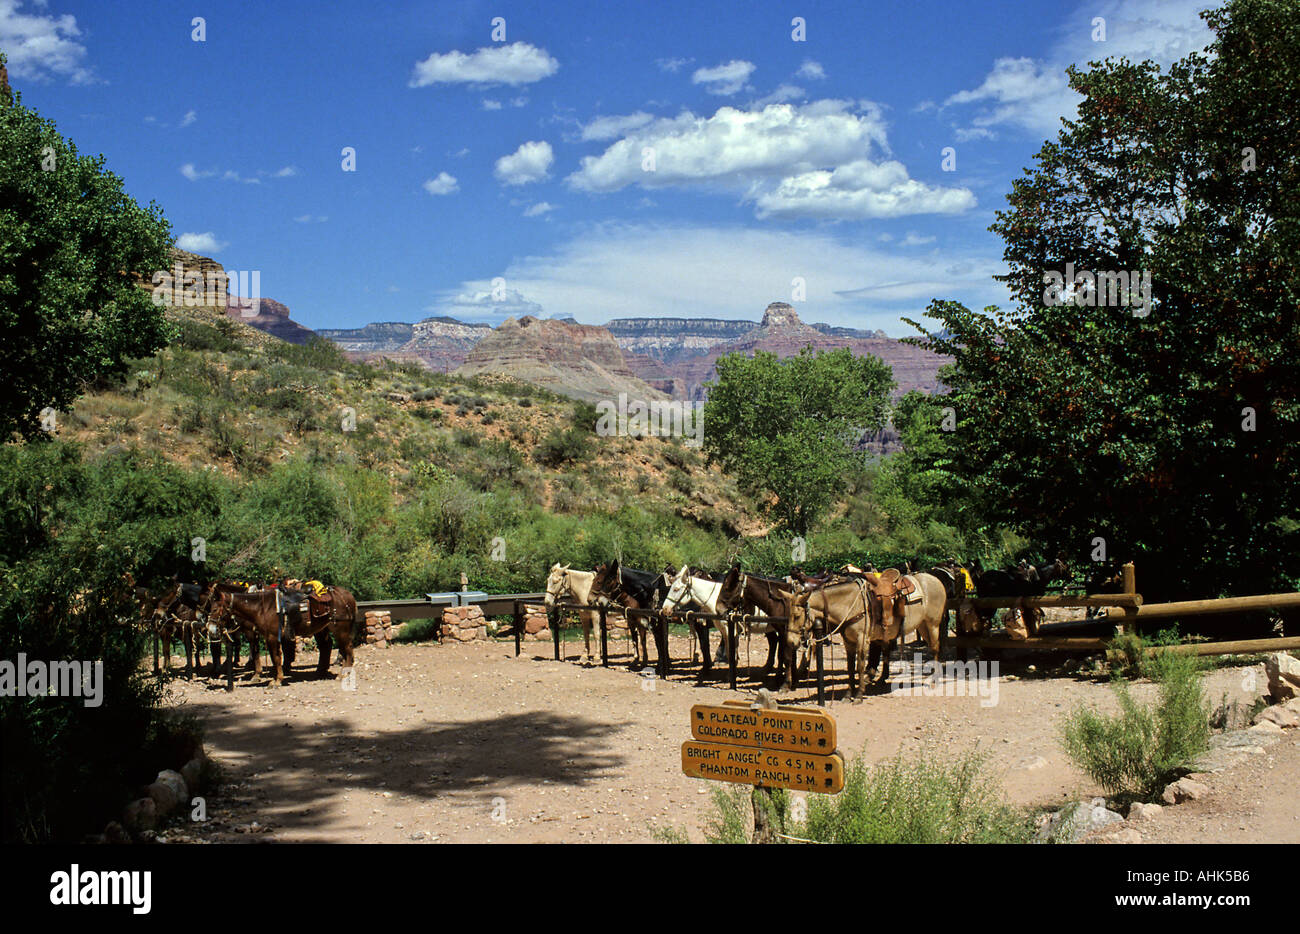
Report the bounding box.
[315,631,331,675]
[337,625,355,671]
[283,637,296,672]
[267,636,284,685]
[761,631,778,678]
[866,641,882,685]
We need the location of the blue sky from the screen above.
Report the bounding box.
[3,0,1216,334]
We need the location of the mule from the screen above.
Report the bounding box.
[716,565,789,684]
[590,560,667,669]
[210,585,355,686]
[781,577,876,698]
[661,565,741,676]
[543,564,612,663]
[863,569,947,686]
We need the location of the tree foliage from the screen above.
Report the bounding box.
[703,346,894,535]
[905,0,1300,600]
[0,53,174,439]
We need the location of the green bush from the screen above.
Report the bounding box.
[664,747,1031,844]
[1061,650,1210,800]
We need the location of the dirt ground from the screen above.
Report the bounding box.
[157,631,1299,844]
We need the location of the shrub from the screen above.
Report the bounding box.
[1060,650,1210,800]
[534,426,589,467]
[664,747,1032,844]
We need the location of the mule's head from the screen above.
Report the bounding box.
[717,564,742,607]
[661,565,691,613]
[543,564,570,608]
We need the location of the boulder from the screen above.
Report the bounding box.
[122,797,158,835]
[1128,802,1163,821]
[104,821,132,844]
[1035,801,1124,843]
[1250,704,1297,729]
[1160,778,1209,805]
[181,756,205,796]
[1265,652,1300,701]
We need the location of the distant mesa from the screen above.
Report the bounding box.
[135,247,316,345]
[453,315,666,403]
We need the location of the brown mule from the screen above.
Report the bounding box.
[211,586,356,686]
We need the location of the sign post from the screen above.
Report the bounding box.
[681,692,843,842]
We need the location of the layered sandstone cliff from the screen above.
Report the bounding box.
[454,316,666,403]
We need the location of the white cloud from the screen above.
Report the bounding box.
[0,0,93,83]
[945,0,1215,136]
[755,84,805,106]
[409,41,558,88]
[954,126,995,142]
[900,232,937,246]
[796,60,826,80]
[754,160,976,220]
[294,214,328,223]
[179,110,197,127]
[181,162,294,183]
[176,232,227,254]
[430,223,1007,333]
[692,60,756,96]
[430,287,543,322]
[567,99,972,221]
[656,57,692,73]
[423,171,459,195]
[580,111,654,141]
[482,98,502,110]
[569,101,891,193]
[495,140,553,186]
[523,202,554,217]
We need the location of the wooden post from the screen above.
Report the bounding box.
[750,689,780,844]
[655,612,670,678]
[814,618,826,707]
[225,634,234,692]
[728,617,738,691]
[552,606,561,661]
[599,606,608,668]
[1122,562,1136,595]
[513,601,522,657]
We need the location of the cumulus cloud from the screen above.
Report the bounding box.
[691,60,755,96]
[179,110,197,127]
[945,0,1215,136]
[430,223,1007,333]
[656,57,692,73]
[754,160,976,220]
[755,84,805,106]
[796,60,826,80]
[0,0,93,83]
[569,101,890,193]
[176,232,227,254]
[431,287,544,322]
[181,162,294,183]
[900,232,937,246]
[523,202,554,217]
[423,172,459,195]
[482,99,502,110]
[567,99,972,221]
[581,111,655,141]
[495,140,553,186]
[409,41,558,87]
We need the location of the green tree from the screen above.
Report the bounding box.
[906,0,1300,601]
[703,346,894,535]
[0,53,173,440]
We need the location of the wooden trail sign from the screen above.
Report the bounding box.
[682,699,844,794]
[690,703,836,753]
[682,741,845,793]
